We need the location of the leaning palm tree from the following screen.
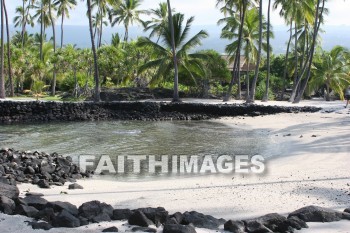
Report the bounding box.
[3,0,14,96]
[109,0,146,42]
[309,46,350,101]
[143,2,172,43]
[136,12,208,102]
[54,0,77,48]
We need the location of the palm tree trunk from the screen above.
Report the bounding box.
[49,0,57,96]
[124,25,128,42]
[289,22,299,102]
[0,0,5,99]
[60,12,64,48]
[280,22,293,100]
[293,0,324,103]
[247,0,262,103]
[40,1,43,61]
[4,0,13,96]
[223,1,247,102]
[262,0,271,102]
[99,14,103,48]
[21,0,25,47]
[87,0,100,102]
[167,0,179,102]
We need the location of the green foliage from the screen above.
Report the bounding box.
[255,81,275,100]
[59,72,93,92]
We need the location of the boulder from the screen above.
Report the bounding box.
[23,196,48,210]
[288,206,343,222]
[345,208,350,214]
[37,179,50,189]
[68,183,84,190]
[254,213,295,232]
[102,226,119,232]
[0,195,16,215]
[52,209,81,228]
[137,207,168,226]
[92,212,112,223]
[25,192,44,197]
[29,221,53,230]
[36,208,55,222]
[131,226,157,232]
[0,182,19,199]
[163,224,197,233]
[224,220,245,233]
[78,200,113,222]
[287,216,308,230]
[112,209,134,220]
[181,211,225,229]
[16,204,39,218]
[128,210,154,227]
[244,220,272,233]
[47,201,79,216]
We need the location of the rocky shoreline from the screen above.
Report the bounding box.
[0,149,349,232]
[0,101,321,124]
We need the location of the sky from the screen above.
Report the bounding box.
[5,0,350,27]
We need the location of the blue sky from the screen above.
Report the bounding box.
[6,0,350,27]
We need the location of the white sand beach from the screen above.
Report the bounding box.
[1,99,350,232]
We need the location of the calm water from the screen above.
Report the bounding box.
[0,120,271,179]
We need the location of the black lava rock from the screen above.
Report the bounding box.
[163,224,197,233]
[102,226,119,232]
[288,205,343,222]
[224,220,245,233]
[128,210,154,227]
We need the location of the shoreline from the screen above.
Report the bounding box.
[0,100,349,232]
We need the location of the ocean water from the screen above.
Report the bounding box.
[8,24,350,54]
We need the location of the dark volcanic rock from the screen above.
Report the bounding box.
[25,192,44,197]
[52,209,81,228]
[163,224,197,233]
[36,208,55,222]
[112,209,134,220]
[255,213,295,232]
[128,210,154,227]
[137,207,168,226]
[0,182,19,199]
[181,211,225,229]
[0,195,16,214]
[244,220,272,233]
[132,226,157,232]
[23,196,48,210]
[288,205,343,222]
[37,179,50,189]
[287,216,309,230]
[68,183,84,189]
[78,200,113,222]
[29,221,53,230]
[345,208,350,214]
[16,204,39,218]
[102,226,119,232]
[48,201,79,216]
[224,220,245,233]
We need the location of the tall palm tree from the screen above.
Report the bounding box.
[136,12,208,101]
[217,0,249,101]
[13,2,34,47]
[143,2,171,43]
[92,11,108,47]
[262,0,272,102]
[3,0,13,96]
[0,0,5,99]
[48,0,57,96]
[246,0,263,103]
[84,0,100,102]
[109,0,146,42]
[54,0,77,48]
[309,46,350,101]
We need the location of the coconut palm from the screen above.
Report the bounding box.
[54,0,77,48]
[84,0,100,102]
[262,0,272,102]
[143,2,172,43]
[0,0,5,99]
[92,11,108,47]
[3,0,13,96]
[109,0,146,42]
[309,46,350,101]
[136,12,209,101]
[48,0,57,95]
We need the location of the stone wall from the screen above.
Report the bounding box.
[0,101,321,124]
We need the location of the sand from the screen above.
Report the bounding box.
[1,99,350,232]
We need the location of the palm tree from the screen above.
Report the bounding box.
[84,0,100,102]
[92,11,108,47]
[109,0,146,42]
[136,12,209,101]
[48,0,57,95]
[143,2,171,43]
[309,46,350,101]
[0,0,5,99]
[13,2,34,47]
[3,0,13,96]
[54,0,77,48]
[246,0,263,103]
[217,0,249,101]
[262,0,272,102]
